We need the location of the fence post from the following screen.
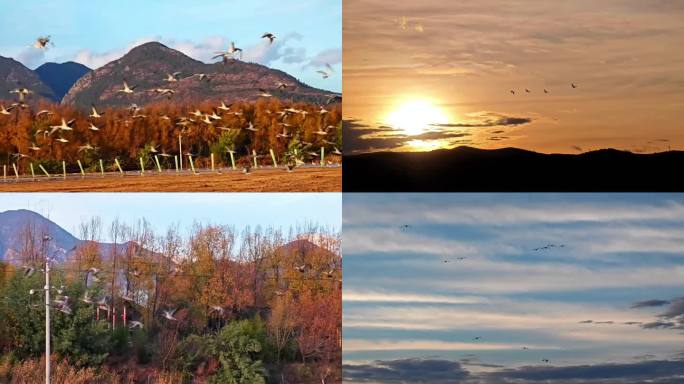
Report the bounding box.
[38,164,50,178]
[154,155,162,173]
[229,151,236,170]
[188,155,197,174]
[62,161,66,179]
[270,149,278,167]
[77,160,85,176]
[114,158,124,174]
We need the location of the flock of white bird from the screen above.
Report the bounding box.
[1,34,341,176]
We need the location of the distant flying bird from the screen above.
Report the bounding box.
[210,305,225,315]
[275,82,289,90]
[78,144,96,153]
[258,89,272,98]
[532,244,565,252]
[544,89,549,94]
[10,88,33,102]
[23,266,35,277]
[276,128,290,139]
[0,104,14,115]
[36,109,52,117]
[50,118,75,132]
[525,88,531,93]
[28,143,41,152]
[81,291,93,304]
[213,41,242,62]
[542,359,550,363]
[193,73,210,82]
[473,336,481,341]
[218,101,232,111]
[316,70,330,79]
[510,90,515,95]
[571,83,577,89]
[262,33,276,44]
[153,88,175,98]
[164,72,181,82]
[117,80,136,94]
[129,320,144,330]
[245,121,258,132]
[89,104,104,118]
[162,309,178,321]
[32,35,53,50]
[88,123,100,131]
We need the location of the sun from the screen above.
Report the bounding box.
[385,99,449,135]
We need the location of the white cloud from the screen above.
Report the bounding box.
[344,199,684,226]
[344,290,485,304]
[344,339,558,352]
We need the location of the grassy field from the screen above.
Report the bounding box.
[0,166,340,192]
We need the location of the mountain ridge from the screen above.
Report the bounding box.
[35,61,91,101]
[343,146,684,191]
[0,56,56,102]
[62,41,336,108]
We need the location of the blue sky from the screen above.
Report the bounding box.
[343,194,684,383]
[0,0,341,92]
[0,193,341,241]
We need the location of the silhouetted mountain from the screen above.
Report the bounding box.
[0,209,78,264]
[0,56,56,102]
[343,146,684,191]
[62,42,336,108]
[35,61,91,101]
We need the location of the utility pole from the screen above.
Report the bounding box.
[43,234,52,384]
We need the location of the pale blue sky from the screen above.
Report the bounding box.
[343,193,684,383]
[0,0,341,92]
[0,193,341,241]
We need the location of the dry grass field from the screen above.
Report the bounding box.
[0,166,340,192]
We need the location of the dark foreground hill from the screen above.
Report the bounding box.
[343,146,684,191]
[35,61,91,101]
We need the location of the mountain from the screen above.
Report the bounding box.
[0,209,79,264]
[343,146,684,191]
[35,61,91,101]
[0,56,56,102]
[62,42,336,108]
